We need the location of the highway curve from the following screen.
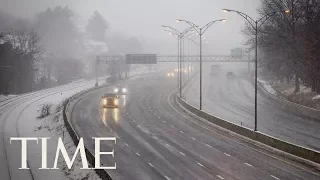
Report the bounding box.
[184,64,320,151]
[71,72,320,180]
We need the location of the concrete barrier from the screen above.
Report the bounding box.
[176,95,320,165]
[64,83,113,180]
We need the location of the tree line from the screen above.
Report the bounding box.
[244,0,320,93]
[0,6,143,95]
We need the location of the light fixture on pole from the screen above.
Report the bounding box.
[223,8,290,131]
[176,18,226,110]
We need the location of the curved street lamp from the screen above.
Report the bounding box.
[162,25,194,98]
[176,19,226,110]
[222,8,290,131]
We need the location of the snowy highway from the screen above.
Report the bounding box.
[184,64,320,151]
[71,70,320,180]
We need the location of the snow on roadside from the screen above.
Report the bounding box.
[257,78,277,95]
[312,94,320,101]
[0,94,17,101]
[36,102,101,180]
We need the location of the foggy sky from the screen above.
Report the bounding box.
[0,0,261,55]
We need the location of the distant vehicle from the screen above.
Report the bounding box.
[226,72,235,78]
[102,93,120,108]
[167,72,174,77]
[210,65,220,75]
[114,87,127,94]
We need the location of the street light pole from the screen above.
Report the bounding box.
[254,21,258,131]
[177,37,180,91]
[162,25,193,98]
[176,18,226,110]
[180,36,183,97]
[223,8,290,131]
[199,29,203,110]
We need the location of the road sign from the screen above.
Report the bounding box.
[125,54,157,64]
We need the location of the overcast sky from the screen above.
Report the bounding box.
[0,0,261,55]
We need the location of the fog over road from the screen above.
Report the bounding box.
[184,64,320,151]
[72,71,319,180]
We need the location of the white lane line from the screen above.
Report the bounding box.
[158,117,161,119]
[135,152,140,157]
[126,112,129,114]
[179,152,186,156]
[217,175,225,179]
[171,125,175,128]
[270,175,280,180]
[224,153,231,157]
[132,120,136,123]
[191,137,196,140]
[148,163,154,167]
[124,143,129,147]
[128,116,131,118]
[244,163,252,167]
[180,131,184,133]
[165,143,170,147]
[153,136,158,140]
[164,176,171,180]
[205,144,212,148]
[196,162,204,167]
[163,121,167,123]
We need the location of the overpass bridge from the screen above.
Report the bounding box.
[94,54,253,86]
[96,54,252,63]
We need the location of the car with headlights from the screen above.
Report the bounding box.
[113,87,127,94]
[167,72,174,77]
[102,93,120,108]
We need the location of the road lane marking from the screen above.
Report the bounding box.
[217,175,225,179]
[148,163,154,167]
[205,144,212,148]
[158,117,161,119]
[179,152,186,156]
[270,175,280,180]
[167,86,320,177]
[196,162,204,167]
[224,153,231,156]
[165,143,170,147]
[124,143,129,147]
[171,125,175,128]
[165,176,171,180]
[191,137,196,140]
[132,120,136,123]
[244,163,252,167]
[163,121,167,123]
[153,136,158,140]
[136,152,140,157]
[180,131,184,133]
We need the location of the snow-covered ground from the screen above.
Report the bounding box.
[258,77,320,110]
[0,94,17,101]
